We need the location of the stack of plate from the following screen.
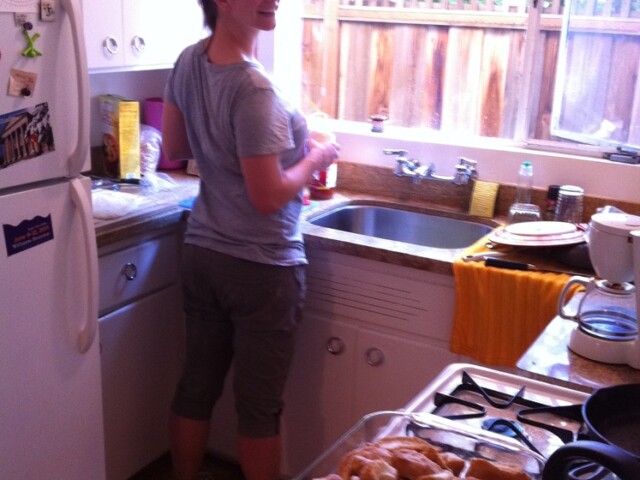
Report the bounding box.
[488,221,586,247]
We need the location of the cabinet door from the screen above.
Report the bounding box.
[84,0,207,70]
[99,284,184,480]
[83,0,125,69]
[122,0,177,67]
[353,329,460,419]
[282,311,358,477]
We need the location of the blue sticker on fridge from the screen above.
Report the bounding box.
[3,213,54,256]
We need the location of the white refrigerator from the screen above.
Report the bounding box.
[0,0,105,478]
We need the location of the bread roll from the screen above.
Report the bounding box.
[438,452,465,476]
[359,458,398,480]
[389,448,443,479]
[337,443,393,479]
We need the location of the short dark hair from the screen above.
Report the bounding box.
[199,0,217,30]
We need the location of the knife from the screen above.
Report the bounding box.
[484,257,587,276]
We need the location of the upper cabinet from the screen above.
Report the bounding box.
[83,0,208,71]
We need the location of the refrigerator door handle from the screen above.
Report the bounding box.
[70,178,99,353]
[61,0,90,178]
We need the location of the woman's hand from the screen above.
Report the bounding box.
[306,136,340,174]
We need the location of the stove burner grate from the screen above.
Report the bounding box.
[431,371,585,456]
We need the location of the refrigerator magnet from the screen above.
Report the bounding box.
[3,214,54,257]
[7,69,38,97]
[41,0,56,22]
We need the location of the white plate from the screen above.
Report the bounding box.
[504,221,577,237]
[489,227,586,247]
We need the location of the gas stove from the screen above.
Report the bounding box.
[295,363,617,480]
[401,363,589,460]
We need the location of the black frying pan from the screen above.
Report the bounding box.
[543,383,640,480]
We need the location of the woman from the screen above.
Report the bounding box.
[161,1,339,479]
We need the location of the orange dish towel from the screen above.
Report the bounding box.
[450,236,577,367]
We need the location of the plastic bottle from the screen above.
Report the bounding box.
[515,161,534,205]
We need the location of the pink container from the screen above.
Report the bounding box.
[143,97,186,170]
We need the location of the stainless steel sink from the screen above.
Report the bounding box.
[308,203,493,249]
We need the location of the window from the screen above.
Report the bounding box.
[551,0,640,150]
[298,0,640,154]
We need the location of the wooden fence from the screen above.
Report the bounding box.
[302,0,640,144]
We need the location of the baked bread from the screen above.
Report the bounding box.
[359,458,399,480]
[390,448,443,479]
[438,452,466,476]
[334,435,532,480]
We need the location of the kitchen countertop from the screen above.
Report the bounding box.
[517,303,640,393]
[93,169,498,275]
[96,167,640,393]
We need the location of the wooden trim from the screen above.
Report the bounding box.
[305,7,640,34]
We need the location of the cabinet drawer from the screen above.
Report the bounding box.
[98,233,180,315]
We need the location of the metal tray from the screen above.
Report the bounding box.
[293,410,546,479]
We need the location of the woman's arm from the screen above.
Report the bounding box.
[161,100,193,161]
[240,138,339,215]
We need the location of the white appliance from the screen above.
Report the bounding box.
[0,0,105,478]
[558,211,640,368]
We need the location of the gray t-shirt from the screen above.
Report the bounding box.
[165,40,308,266]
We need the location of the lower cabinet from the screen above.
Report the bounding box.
[280,248,461,476]
[98,230,184,480]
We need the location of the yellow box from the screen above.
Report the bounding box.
[99,94,140,180]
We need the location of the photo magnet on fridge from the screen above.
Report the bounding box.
[0,102,55,169]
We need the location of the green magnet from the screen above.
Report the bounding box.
[22,30,42,58]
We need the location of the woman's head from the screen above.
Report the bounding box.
[199,0,218,31]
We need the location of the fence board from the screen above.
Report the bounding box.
[605,37,640,143]
[439,27,484,133]
[532,32,560,140]
[500,29,526,138]
[479,30,509,137]
[302,20,326,113]
[368,26,395,117]
[559,33,613,135]
[420,26,448,128]
[388,26,417,124]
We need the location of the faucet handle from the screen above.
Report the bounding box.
[454,157,478,185]
[458,157,477,168]
[383,149,409,158]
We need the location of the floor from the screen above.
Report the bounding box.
[129,453,245,480]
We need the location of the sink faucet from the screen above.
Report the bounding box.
[383,149,478,185]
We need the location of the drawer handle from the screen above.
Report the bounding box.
[365,347,385,367]
[103,36,119,55]
[121,262,138,281]
[326,337,345,355]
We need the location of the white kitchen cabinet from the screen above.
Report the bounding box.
[98,229,184,480]
[281,248,460,476]
[83,0,207,71]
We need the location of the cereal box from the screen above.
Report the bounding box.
[99,95,140,179]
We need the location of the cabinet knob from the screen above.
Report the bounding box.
[326,337,345,355]
[365,347,385,367]
[103,36,119,55]
[121,262,138,281]
[131,35,146,53]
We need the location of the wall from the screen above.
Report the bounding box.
[332,120,640,205]
[89,70,171,147]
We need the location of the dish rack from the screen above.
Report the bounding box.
[292,410,546,479]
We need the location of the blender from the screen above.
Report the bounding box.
[557,210,640,368]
